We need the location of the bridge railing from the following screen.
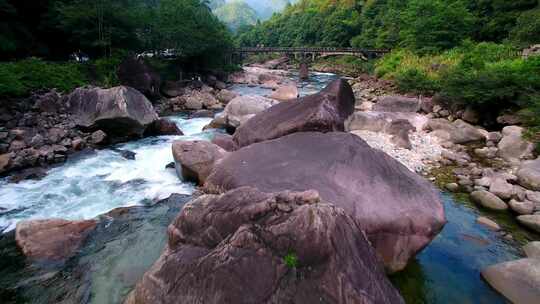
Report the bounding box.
[234,47,390,55]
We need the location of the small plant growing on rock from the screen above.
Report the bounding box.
[284,252,299,269]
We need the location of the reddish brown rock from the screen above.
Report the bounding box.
[172,140,227,184]
[144,118,183,136]
[211,133,236,152]
[233,78,355,148]
[205,132,446,273]
[126,187,404,304]
[15,219,97,262]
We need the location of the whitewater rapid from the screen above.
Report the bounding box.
[0,116,214,232]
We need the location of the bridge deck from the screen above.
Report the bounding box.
[234,47,389,55]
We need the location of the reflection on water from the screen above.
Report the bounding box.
[392,192,522,304]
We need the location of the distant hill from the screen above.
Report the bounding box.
[213,1,259,31]
[207,0,226,10]
[243,0,292,20]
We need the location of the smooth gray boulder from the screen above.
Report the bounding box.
[426,119,486,144]
[373,96,421,113]
[126,187,405,304]
[66,86,159,141]
[206,95,277,130]
[524,242,540,259]
[482,258,540,304]
[517,158,540,191]
[205,132,446,273]
[509,199,535,215]
[346,111,428,133]
[471,190,508,211]
[497,126,534,163]
[517,214,540,233]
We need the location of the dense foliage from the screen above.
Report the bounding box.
[237,0,539,52]
[0,0,232,60]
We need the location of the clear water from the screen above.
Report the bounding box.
[229,71,338,97]
[0,116,214,232]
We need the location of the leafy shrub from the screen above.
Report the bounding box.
[283,252,299,269]
[394,68,440,95]
[92,56,123,88]
[0,58,87,97]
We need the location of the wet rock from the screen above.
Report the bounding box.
[9,140,27,152]
[497,126,534,163]
[374,96,421,113]
[205,132,446,273]
[126,187,405,304]
[426,119,485,144]
[165,162,175,169]
[117,57,161,99]
[112,148,136,160]
[206,95,277,130]
[482,258,540,304]
[90,130,107,145]
[8,167,47,183]
[66,86,159,141]
[476,217,501,231]
[172,140,227,184]
[215,89,238,104]
[190,110,214,118]
[471,190,508,211]
[211,133,236,152]
[33,89,63,113]
[517,214,540,233]
[15,219,97,262]
[509,199,535,215]
[144,118,183,136]
[269,84,299,101]
[47,128,67,144]
[524,242,540,259]
[489,178,514,200]
[71,138,85,150]
[233,79,355,148]
[0,153,12,174]
[517,158,540,191]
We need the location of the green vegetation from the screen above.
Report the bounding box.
[0,58,87,97]
[0,0,233,97]
[312,55,374,77]
[283,252,299,268]
[214,1,259,31]
[237,0,540,142]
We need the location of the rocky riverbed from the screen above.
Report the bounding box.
[1,61,539,304]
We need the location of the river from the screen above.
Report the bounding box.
[0,71,527,303]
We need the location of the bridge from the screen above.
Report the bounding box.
[232,47,390,61]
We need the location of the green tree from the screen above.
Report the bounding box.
[509,8,540,47]
[400,0,476,53]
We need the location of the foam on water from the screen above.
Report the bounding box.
[0,116,214,232]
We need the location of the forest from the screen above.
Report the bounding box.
[0,0,232,97]
[238,0,540,139]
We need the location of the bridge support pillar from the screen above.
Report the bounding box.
[299,62,309,80]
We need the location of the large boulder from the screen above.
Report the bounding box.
[373,96,421,113]
[497,126,534,163]
[233,79,355,148]
[482,258,540,304]
[206,95,277,130]
[171,140,227,184]
[517,158,540,191]
[215,89,238,104]
[15,219,97,262]
[346,111,428,133]
[517,214,540,233]
[269,84,299,101]
[425,119,486,144]
[471,190,508,211]
[211,133,236,152]
[204,132,446,273]
[66,86,159,141]
[126,187,404,304]
[117,57,161,99]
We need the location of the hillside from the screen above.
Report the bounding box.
[213,0,259,31]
